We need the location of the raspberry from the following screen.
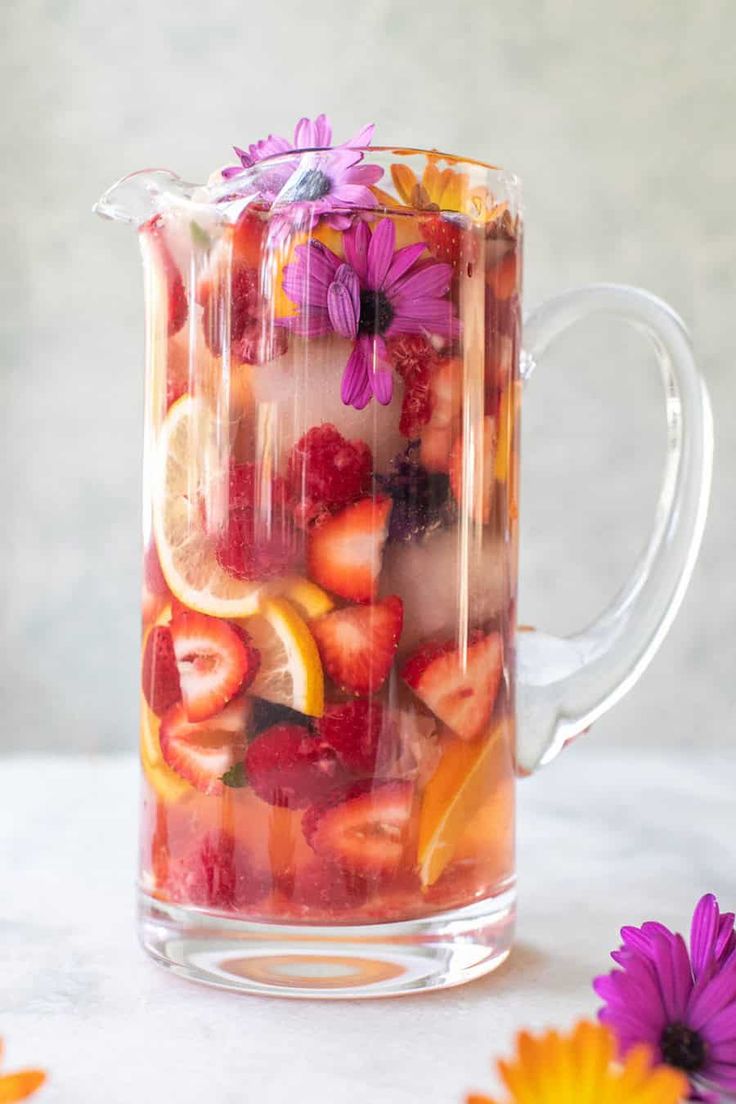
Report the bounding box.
[286,424,373,527]
[200,260,287,366]
[387,335,437,438]
[286,861,369,914]
[245,724,350,809]
[165,832,267,911]
[215,463,300,581]
[317,700,389,776]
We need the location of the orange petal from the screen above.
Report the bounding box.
[390,164,419,206]
[0,1070,46,1103]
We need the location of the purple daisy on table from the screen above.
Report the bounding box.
[594,893,736,1102]
[281,218,459,409]
[221,114,382,229]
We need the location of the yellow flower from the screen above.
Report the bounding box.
[467,1021,689,1104]
[0,1040,46,1103]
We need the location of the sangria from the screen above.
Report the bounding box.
[137,143,521,932]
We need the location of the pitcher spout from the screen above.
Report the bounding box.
[93,168,209,227]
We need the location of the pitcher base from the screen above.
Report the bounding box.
[138,889,516,999]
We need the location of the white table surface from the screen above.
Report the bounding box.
[1,742,734,1104]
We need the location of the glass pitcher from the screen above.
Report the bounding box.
[95,144,712,998]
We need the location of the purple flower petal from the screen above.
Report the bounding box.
[692,895,721,978]
[294,116,319,148]
[343,221,370,282]
[341,340,371,407]
[334,263,360,314]
[280,310,333,338]
[383,242,427,289]
[344,163,384,187]
[717,915,736,965]
[293,240,342,289]
[329,184,380,207]
[703,1063,736,1090]
[656,933,694,1022]
[390,261,453,303]
[344,122,375,147]
[327,273,359,339]
[689,959,736,1030]
[703,1004,736,1046]
[389,298,459,336]
[366,217,396,289]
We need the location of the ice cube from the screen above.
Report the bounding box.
[250,335,406,473]
[380,528,510,656]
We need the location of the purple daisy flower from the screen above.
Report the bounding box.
[281,218,459,409]
[222,115,382,230]
[594,894,736,1101]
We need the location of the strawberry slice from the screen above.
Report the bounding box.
[302,780,415,875]
[401,630,503,741]
[159,697,250,795]
[307,497,392,603]
[142,216,187,337]
[141,625,181,717]
[170,611,260,722]
[311,596,403,696]
[420,212,464,267]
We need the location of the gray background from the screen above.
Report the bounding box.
[2,0,734,753]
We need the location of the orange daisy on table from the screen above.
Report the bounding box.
[467,1020,689,1104]
[0,1040,45,1103]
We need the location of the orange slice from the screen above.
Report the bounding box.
[140,698,193,804]
[417,720,511,888]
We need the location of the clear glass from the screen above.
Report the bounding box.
[95,145,711,997]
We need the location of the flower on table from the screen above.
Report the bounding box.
[221,115,383,230]
[595,893,736,1102]
[0,1039,46,1103]
[281,218,459,409]
[466,1020,689,1104]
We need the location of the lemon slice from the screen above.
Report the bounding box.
[280,577,334,621]
[417,721,511,888]
[152,395,268,618]
[242,597,324,717]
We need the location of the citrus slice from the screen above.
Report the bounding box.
[417,720,511,888]
[152,395,269,618]
[280,576,334,621]
[242,597,324,717]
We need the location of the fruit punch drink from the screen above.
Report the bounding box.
[101,124,523,995]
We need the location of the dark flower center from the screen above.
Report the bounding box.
[660,1023,707,1072]
[283,168,332,202]
[358,289,394,335]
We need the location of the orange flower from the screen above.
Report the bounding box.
[388,159,507,225]
[0,1040,45,1103]
[467,1021,689,1104]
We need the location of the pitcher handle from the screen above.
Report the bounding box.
[515,284,713,774]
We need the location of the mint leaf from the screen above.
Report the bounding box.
[190,220,211,250]
[221,762,247,788]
